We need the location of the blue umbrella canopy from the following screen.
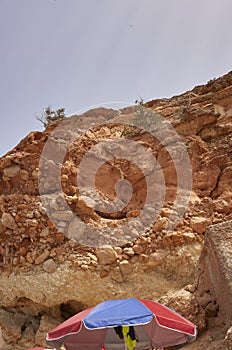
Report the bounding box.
[84,299,153,329]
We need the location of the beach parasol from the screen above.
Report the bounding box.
[46,298,197,350]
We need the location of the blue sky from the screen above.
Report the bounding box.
[1,0,232,156]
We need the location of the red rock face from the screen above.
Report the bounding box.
[0,72,232,349]
[1,73,231,271]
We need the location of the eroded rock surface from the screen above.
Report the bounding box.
[0,72,232,349]
[176,221,232,350]
[196,220,232,322]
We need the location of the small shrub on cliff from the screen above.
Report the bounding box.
[36,106,66,128]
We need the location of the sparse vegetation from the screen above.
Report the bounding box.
[133,104,163,128]
[36,106,66,127]
[207,77,217,85]
[122,105,163,137]
[134,97,144,105]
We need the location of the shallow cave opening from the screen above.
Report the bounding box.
[60,300,87,320]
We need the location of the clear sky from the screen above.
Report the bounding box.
[1,0,232,156]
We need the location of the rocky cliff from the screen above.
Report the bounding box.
[0,71,232,349]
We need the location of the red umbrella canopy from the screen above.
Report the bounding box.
[46,298,197,350]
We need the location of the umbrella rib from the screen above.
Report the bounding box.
[83,318,153,330]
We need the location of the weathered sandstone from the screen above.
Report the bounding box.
[0,71,232,349]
